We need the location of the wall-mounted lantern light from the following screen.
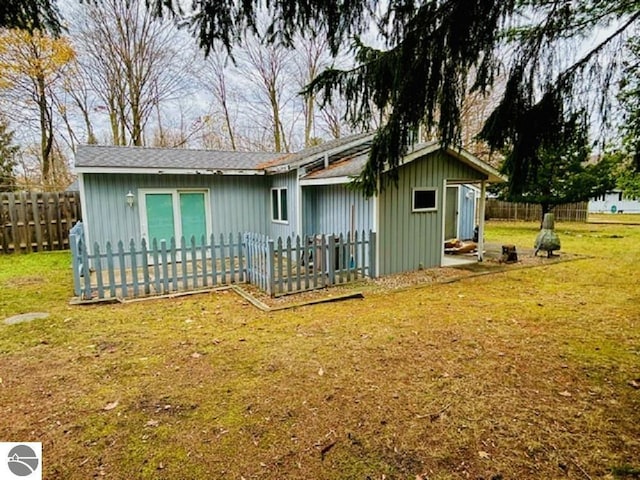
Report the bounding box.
[126,190,135,208]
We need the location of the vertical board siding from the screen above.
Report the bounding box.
[457,185,478,240]
[378,151,485,275]
[82,173,269,252]
[267,171,299,240]
[302,184,374,237]
[0,191,82,254]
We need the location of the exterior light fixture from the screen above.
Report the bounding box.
[126,190,135,208]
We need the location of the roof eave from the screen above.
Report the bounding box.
[300,176,354,186]
[75,166,266,176]
[442,146,506,183]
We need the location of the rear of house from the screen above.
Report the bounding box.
[297,141,502,276]
[73,134,502,299]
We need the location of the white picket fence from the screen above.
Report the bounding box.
[70,223,376,300]
[244,231,376,296]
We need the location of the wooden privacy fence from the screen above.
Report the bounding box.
[0,191,82,253]
[70,224,376,301]
[485,200,588,222]
[245,231,376,297]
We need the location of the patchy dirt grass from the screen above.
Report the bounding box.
[588,213,640,225]
[0,221,639,480]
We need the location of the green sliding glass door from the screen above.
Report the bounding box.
[146,193,175,243]
[179,192,207,243]
[144,191,208,244]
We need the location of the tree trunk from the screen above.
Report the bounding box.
[540,203,552,229]
[304,92,315,147]
[270,87,283,152]
[222,100,236,151]
[37,73,53,187]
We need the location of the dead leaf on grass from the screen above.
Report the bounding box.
[103,400,119,411]
[558,390,572,397]
[320,441,336,460]
[628,379,640,389]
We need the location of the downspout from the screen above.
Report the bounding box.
[440,179,447,267]
[373,178,380,277]
[296,167,303,237]
[477,180,487,262]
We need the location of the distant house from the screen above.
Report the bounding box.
[589,190,640,214]
[74,133,503,277]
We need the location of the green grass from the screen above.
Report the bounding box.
[1,221,639,479]
[588,212,640,224]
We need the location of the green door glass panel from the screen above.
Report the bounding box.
[180,192,207,243]
[146,193,175,243]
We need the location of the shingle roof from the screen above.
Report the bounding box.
[73,133,504,183]
[75,144,285,171]
[302,151,369,179]
[301,140,506,183]
[264,132,374,171]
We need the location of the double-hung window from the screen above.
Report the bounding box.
[271,187,288,223]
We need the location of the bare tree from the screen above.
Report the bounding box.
[292,30,333,147]
[54,61,98,149]
[201,54,239,150]
[0,29,74,188]
[72,0,193,146]
[239,29,297,153]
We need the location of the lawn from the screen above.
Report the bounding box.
[0,221,638,480]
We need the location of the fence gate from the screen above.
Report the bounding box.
[244,232,273,296]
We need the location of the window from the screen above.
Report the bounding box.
[412,188,437,212]
[271,187,288,223]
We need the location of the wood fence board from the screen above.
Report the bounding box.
[0,191,81,254]
[485,200,588,223]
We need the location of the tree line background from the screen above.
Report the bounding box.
[0,0,374,190]
[1,0,639,217]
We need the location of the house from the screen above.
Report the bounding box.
[589,190,640,214]
[74,133,503,279]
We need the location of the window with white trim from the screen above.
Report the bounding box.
[412,188,437,212]
[271,187,288,223]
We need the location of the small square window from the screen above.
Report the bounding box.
[412,188,437,212]
[271,187,288,223]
